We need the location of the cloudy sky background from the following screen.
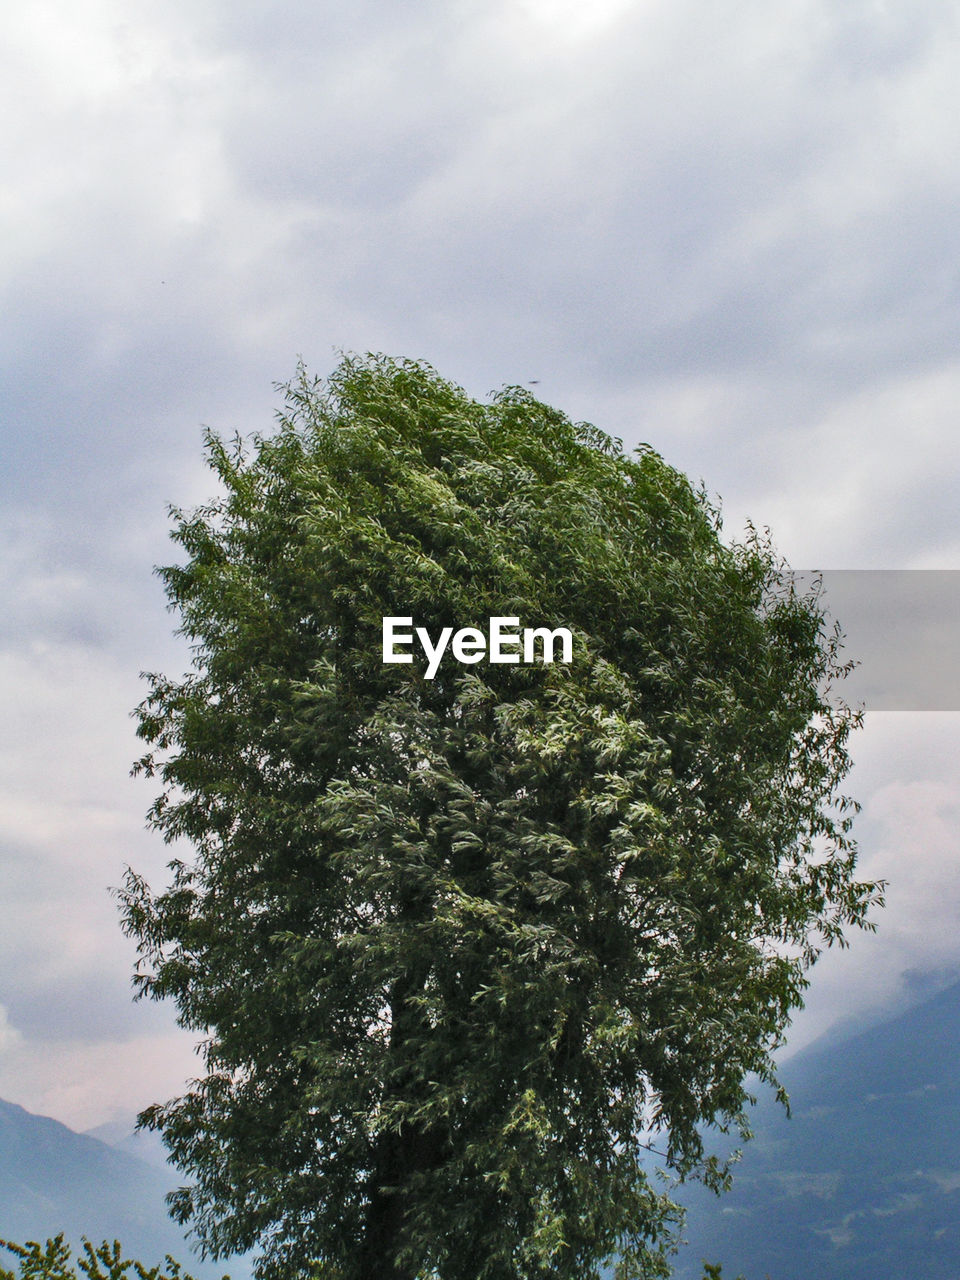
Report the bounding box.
[2,0,960,1133]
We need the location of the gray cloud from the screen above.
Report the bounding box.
[2,0,960,1127]
[786,712,960,1053]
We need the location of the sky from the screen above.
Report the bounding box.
[2,0,960,1133]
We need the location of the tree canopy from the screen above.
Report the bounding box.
[121,354,880,1280]
[0,1233,229,1280]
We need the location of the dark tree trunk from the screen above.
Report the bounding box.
[356,1127,412,1280]
[356,950,448,1280]
[356,1112,450,1280]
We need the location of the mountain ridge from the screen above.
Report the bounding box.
[0,1097,246,1278]
[672,978,960,1279]
[3,980,958,1279]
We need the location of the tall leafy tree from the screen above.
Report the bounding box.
[121,354,880,1280]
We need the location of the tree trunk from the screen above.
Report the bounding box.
[356,1126,413,1280]
[356,950,447,1280]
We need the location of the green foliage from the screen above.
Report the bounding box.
[0,1235,228,1280]
[119,354,881,1279]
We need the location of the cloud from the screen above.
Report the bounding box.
[0,1023,200,1133]
[5,0,960,539]
[0,625,181,1040]
[785,712,960,1053]
[2,0,960,1130]
[0,1005,23,1056]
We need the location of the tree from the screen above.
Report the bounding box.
[120,354,880,1280]
[0,1237,734,1280]
[0,1233,230,1280]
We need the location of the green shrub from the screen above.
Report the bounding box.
[0,1235,229,1280]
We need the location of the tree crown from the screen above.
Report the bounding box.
[122,354,880,1280]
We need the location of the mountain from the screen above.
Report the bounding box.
[0,1098,247,1278]
[670,979,960,1279]
[5,981,958,1278]
[83,1117,170,1170]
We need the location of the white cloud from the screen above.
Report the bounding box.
[0,1005,23,1056]
[785,713,960,1053]
[0,1023,200,1133]
[721,362,960,567]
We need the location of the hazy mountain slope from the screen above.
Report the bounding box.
[6,981,959,1279]
[83,1117,170,1170]
[0,1098,244,1278]
[671,980,960,1279]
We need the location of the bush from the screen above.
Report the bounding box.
[0,1235,230,1280]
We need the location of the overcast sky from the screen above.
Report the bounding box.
[2,0,960,1133]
